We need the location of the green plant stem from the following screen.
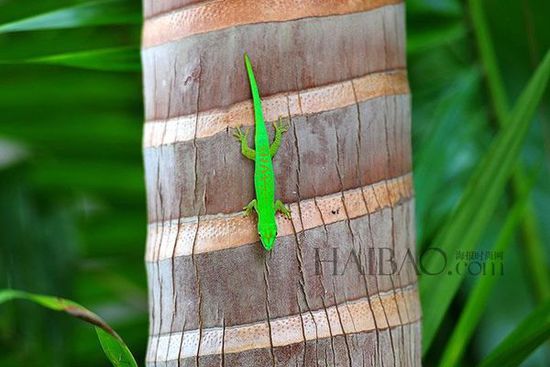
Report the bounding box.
[468,0,550,302]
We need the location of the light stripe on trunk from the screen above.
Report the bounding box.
[146,173,412,261]
[147,285,420,361]
[143,69,409,148]
[143,0,403,47]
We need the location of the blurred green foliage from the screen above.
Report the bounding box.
[0,1,145,366]
[0,0,548,366]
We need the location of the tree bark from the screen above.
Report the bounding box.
[141,1,421,365]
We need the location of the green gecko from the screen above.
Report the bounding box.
[233,53,292,251]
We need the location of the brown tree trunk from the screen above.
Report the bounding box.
[141,1,421,365]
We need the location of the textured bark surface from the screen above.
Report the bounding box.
[141,1,421,365]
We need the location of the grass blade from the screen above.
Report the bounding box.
[0,289,138,367]
[0,0,141,34]
[477,300,550,367]
[438,185,533,367]
[468,0,508,122]
[420,49,550,354]
[468,0,550,303]
[28,47,140,72]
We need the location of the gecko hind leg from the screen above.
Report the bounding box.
[275,199,292,219]
[243,199,257,217]
[233,127,256,160]
[270,117,290,157]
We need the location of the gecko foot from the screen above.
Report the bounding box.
[273,117,290,134]
[243,199,257,217]
[233,127,249,142]
[275,199,292,219]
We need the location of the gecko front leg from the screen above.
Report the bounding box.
[275,199,291,219]
[243,199,257,217]
[233,127,256,160]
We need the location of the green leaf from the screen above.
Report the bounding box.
[96,328,140,367]
[468,0,550,303]
[413,67,481,244]
[467,0,509,123]
[438,184,533,367]
[0,289,138,367]
[420,49,550,355]
[0,47,141,72]
[28,47,140,72]
[477,300,550,367]
[0,0,141,34]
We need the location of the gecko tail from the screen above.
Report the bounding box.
[243,52,264,123]
[243,52,252,71]
[243,52,258,95]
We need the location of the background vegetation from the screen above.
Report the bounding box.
[0,0,548,366]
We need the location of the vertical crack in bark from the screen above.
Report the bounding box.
[295,295,309,367]
[310,137,337,366]
[403,182,416,366]
[172,201,184,367]
[319,297,337,367]
[312,188,334,367]
[263,256,276,367]
[173,56,189,367]
[384,119,406,364]
[349,62,383,367]
[176,319,187,366]
[150,264,159,367]
[291,87,320,366]
[313,195,329,236]
[386,38,409,366]
[394,93,413,366]
[357,187,384,366]
[333,126,356,366]
[152,52,167,367]
[192,58,203,214]
[147,264,156,362]
[147,55,159,361]
[304,114,328,241]
[165,53,181,365]
[394,50,416,361]
[334,284,355,366]
[220,317,226,367]
[190,55,204,367]
[381,9,402,365]
[384,93,407,367]
[369,188,396,367]
[288,100,315,367]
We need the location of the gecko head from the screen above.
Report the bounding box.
[258,222,277,251]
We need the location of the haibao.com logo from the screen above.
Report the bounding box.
[313,247,504,277]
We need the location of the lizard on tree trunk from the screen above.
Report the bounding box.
[233,53,292,251]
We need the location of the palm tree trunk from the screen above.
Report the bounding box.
[141,1,421,365]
